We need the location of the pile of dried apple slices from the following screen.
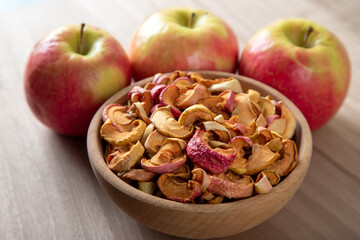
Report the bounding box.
[100,70,298,203]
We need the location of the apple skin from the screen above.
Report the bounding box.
[129,8,239,81]
[238,18,351,131]
[24,24,131,136]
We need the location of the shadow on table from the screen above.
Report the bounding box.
[42,131,100,187]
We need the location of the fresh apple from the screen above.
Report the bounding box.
[238,18,351,131]
[129,8,239,81]
[24,23,131,136]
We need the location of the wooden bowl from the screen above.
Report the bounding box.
[87,71,312,239]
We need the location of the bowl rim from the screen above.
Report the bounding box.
[87,70,313,213]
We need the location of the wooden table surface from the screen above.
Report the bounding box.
[1,0,359,239]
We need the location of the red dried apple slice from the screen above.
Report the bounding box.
[218,90,235,113]
[186,130,236,174]
[207,172,253,199]
[150,84,167,103]
[159,84,182,118]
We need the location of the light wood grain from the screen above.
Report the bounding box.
[1,0,359,239]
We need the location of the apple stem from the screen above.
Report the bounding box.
[302,26,314,47]
[188,12,196,28]
[79,23,85,54]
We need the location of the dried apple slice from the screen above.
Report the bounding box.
[170,164,191,179]
[191,168,210,192]
[245,143,280,175]
[247,89,261,103]
[229,117,257,136]
[200,191,216,202]
[232,93,258,126]
[105,144,130,160]
[267,102,296,139]
[143,82,155,90]
[202,121,232,141]
[141,123,155,145]
[266,138,283,152]
[121,168,158,182]
[218,90,236,113]
[214,114,225,123]
[256,113,268,128]
[222,120,246,136]
[141,138,187,173]
[208,78,243,94]
[261,169,281,185]
[153,73,170,85]
[150,103,166,114]
[144,129,168,157]
[229,136,252,175]
[172,76,194,89]
[168,70,187,83]
[193,76,226,87]
[244,121,257,136]
[178,104,216,127]
[254,172,273,194]
[176,83,210,109]
[186,71,203,82]
[208,140,230,149]
[159,84,182,118]
[132,102,151,125]
[157,173,202,203]
[102,104,134,131]
[209,196,224,204]
[198,96,230,119]
[186,130,236,174]
[266,139,298,177]
[207,172,253,199]
[250,127,283,145]
[150,84,167,103]
[128,87,153,115]
[266,114,280,126]
[101,119,146,146]
[102,103,124,122]
[107,141,145,173]
[138,181,156,195]
[150,106,192,138]
[128,86,146,102]
[259,96,276,118]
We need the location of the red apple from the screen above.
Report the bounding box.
[238,18,351,131]
[24,24,131,136]
[129,8,239,81]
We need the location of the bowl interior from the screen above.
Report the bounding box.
[87,71,313,238]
